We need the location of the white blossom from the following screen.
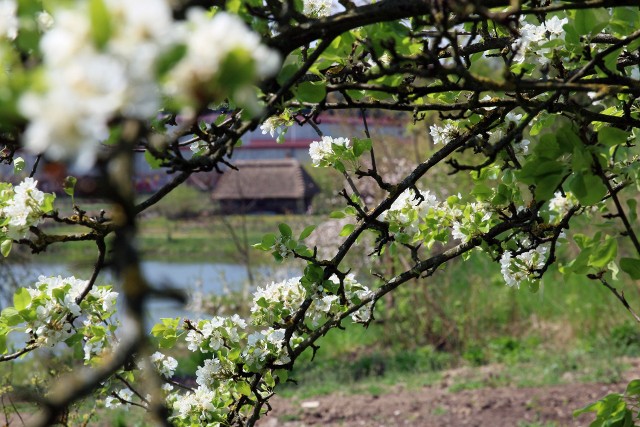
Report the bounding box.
[104,396,119,408]
[548,191,576,221]
[308,136,350,167]
[36,11,54,31]
[513,16,568,64]
[451,221,466,242]
[303,0,333,18]
[513,139,530,156]
[545,16,568,36]
[2,177,47,240]
[151,352,178,378]
[506,112,522,124]
[0,0,17,40]
[429,122,457,145]
[195,359,222,387]
[500,244,548,288]
[166,10,280,103]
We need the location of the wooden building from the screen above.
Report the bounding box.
[211,159,319,214]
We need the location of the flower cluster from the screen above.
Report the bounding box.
[252,274,374,327]
[18,1,280,168]
[309,136,351,167]
[547,191,577,222]
[374,187,496,248]
[0,0,17,40]
[105,388,134,409]
[18,1,173,167]
[500,243,549,288]
[0,178,53,244]
[260,111,294,143]
[184,315,246,353]
[513,16,568,65]
[145,271,374,423]
[429,122,457,145]
[303,0,333,18]
[150,351,179,378]
[158,316,298,422]
[170,386,222,423]
[0,275,118,360]
[166,9,280,113]
[380,188,438,232]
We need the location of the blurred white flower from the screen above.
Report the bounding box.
[0,0,18,40]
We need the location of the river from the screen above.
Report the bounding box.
[1,261,300,321]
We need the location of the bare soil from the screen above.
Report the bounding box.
[257,360,640,427]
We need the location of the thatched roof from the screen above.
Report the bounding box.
[211,159,319,200]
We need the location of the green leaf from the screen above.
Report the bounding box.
[275,369,288,384]
[298,225,315,241]
[620,258,640,280]
[65,333,83,347]
[571,147,592,172]
[278,223,292,237]
[159,335,178,348]
[13,288,31,311]
[226,0,242,13]
[218,48,256,93]
[339,223,355,237]
[603,48,623,74]
[471,183,493,201]
[150,323,166,336]
[258,233,277,249]
[575,8,610,36]
[63,176,77,197]
[144,150,163,170]
[264,371,275,388]
[518,159,565,200]
[304,264,324,282]
[568,172,607,206]
[534,134,561,160]
[598,127,629,147]
[627,199,637,223]
[346,90,365,101]
[155,43,187,77]
[329,210,346,219]
[588,237,617,269]
[295,82,326,103]
[41,194,55,214]
[276,63,299,86]
[236,381,252,397]
[89,0,112,49]
[1,240,12,257]
[353,138,372,157]
[1,307,22,326]
[0,334,6,355]
[625,379,640,396]
[227,347,241,362]
[556,126,581,153]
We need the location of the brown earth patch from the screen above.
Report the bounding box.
[257,359,640,427]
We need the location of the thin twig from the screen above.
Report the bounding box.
[597,277,640,324]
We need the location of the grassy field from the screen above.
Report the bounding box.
[27,184,319,263]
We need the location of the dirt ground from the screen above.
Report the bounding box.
[257,361,640,427]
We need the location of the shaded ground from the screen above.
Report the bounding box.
[258,360,640,427]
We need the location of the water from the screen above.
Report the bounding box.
[1,261,300,321]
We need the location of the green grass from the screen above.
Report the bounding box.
[32,212,318,263]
